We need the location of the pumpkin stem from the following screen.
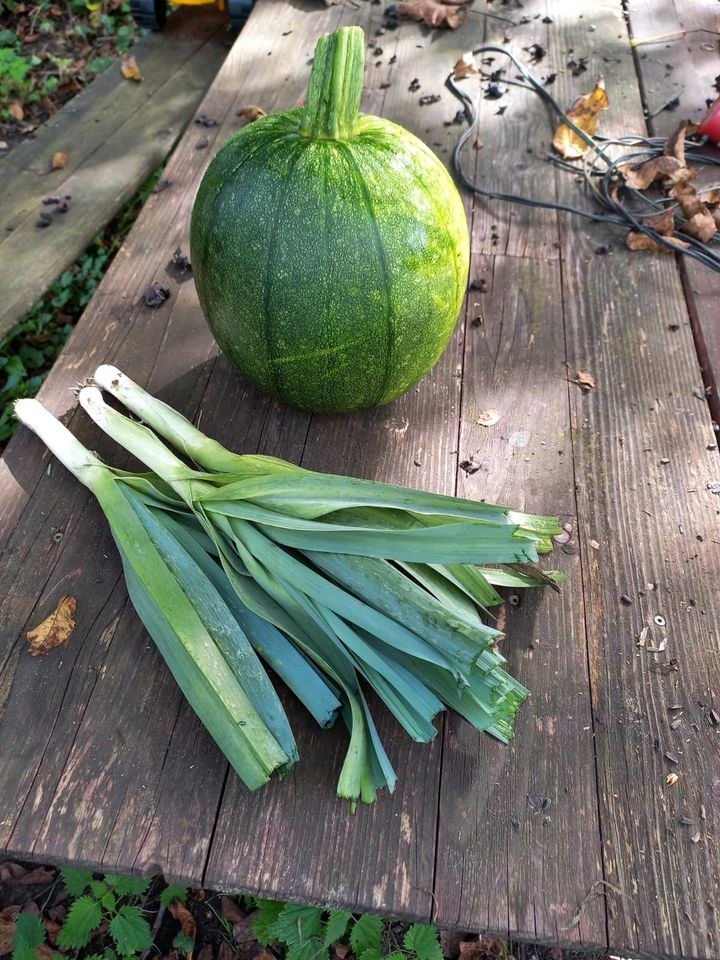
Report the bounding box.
[299,26,365,140]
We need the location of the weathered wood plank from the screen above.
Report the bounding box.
[554,3,720,957]
[0,6,227,337]
[203,6,460,919]
[624,0,720,433]
[434,254,605,949]
[0,0,328,881]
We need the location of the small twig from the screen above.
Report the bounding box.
[631,28,720,48]
[560,879,626,931]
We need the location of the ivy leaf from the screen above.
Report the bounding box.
[12,913,46,960]
[267,905,323,947]
[109,906,153,956]
[59,867,93,897]
[323,911,352,947]
[160,884,189,908]
[252,901,285,945]
[404,925,443,960]
[350,916,383,958]
[106,876,151,898]
[57,895,102,950]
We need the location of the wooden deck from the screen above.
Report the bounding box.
[0,5,228,338]
[1,0,719,957]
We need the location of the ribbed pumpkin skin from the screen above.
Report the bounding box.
[190,109,470,413]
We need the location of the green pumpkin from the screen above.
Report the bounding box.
[190,26,470,413]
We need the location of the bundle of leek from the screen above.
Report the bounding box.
[15,367,563,804]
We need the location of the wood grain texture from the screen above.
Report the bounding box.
[555,3,720,957]
[623,0,720,433]
[1,0,720,955]
[0,6,227,337]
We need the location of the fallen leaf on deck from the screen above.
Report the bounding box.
[453,52,478,79]
[574,370,595,391]
[476,408,500,426]
[552,78,609,159]
[169,901,196,948]
[664,119,688,166]
[236,105,266,123]
[27,596,76,656]
[671,181,717,242]
[626,231,690,253]
[666,773,679,785]
[396,0,470,30]
[51,151,66,170]
[121,55,142,81]
[619,155,692,190]
[645,209,676,236]
[9,102,24,121]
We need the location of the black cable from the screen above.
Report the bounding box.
[445,46,720,272]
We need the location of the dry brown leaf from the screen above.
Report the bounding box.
[552,78,609,159]
[220,897,244,925]
[9,101,24,121]
[236,105,266,123]
[0,863,28,881]
[575,370,595,391]
[197,946,212,960]
[121,55,142,81]
[17,866,56,884]
[704,189,720,206]
[619,155,693,190]
[27,596,76,656]
[44,920,62,945]
[231,912,257,944]
[663,119,687,166]
[397,0,469,30]
[626,230,690,253]
[666,772,679,785]
[218,943,235,960]
[671,181,717,242]
[453,52,479,79]
[645,209,676,236]
[169,900,196,947]
[0,908,20,955]
[51,151,66,170]
[334,944,351,960]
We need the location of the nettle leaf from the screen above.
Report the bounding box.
[90,881,109,900]
[160,884,188,908]
[59,867,93,897]
[106,875,152,898]
[12,913,46,960]
[403,925,442,960]
[323,910,352,947]
[286,941,326,960]
[359,949,382,960]
[350,915,383,958]
[109,906,153,956]
[252,900,285,945]
[385,952,406,960]
[102,892,118,914]
[172,932,195,954]
[267,905,323,947]
[57,895,103,950]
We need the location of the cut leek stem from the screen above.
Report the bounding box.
[14,398,297,792]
